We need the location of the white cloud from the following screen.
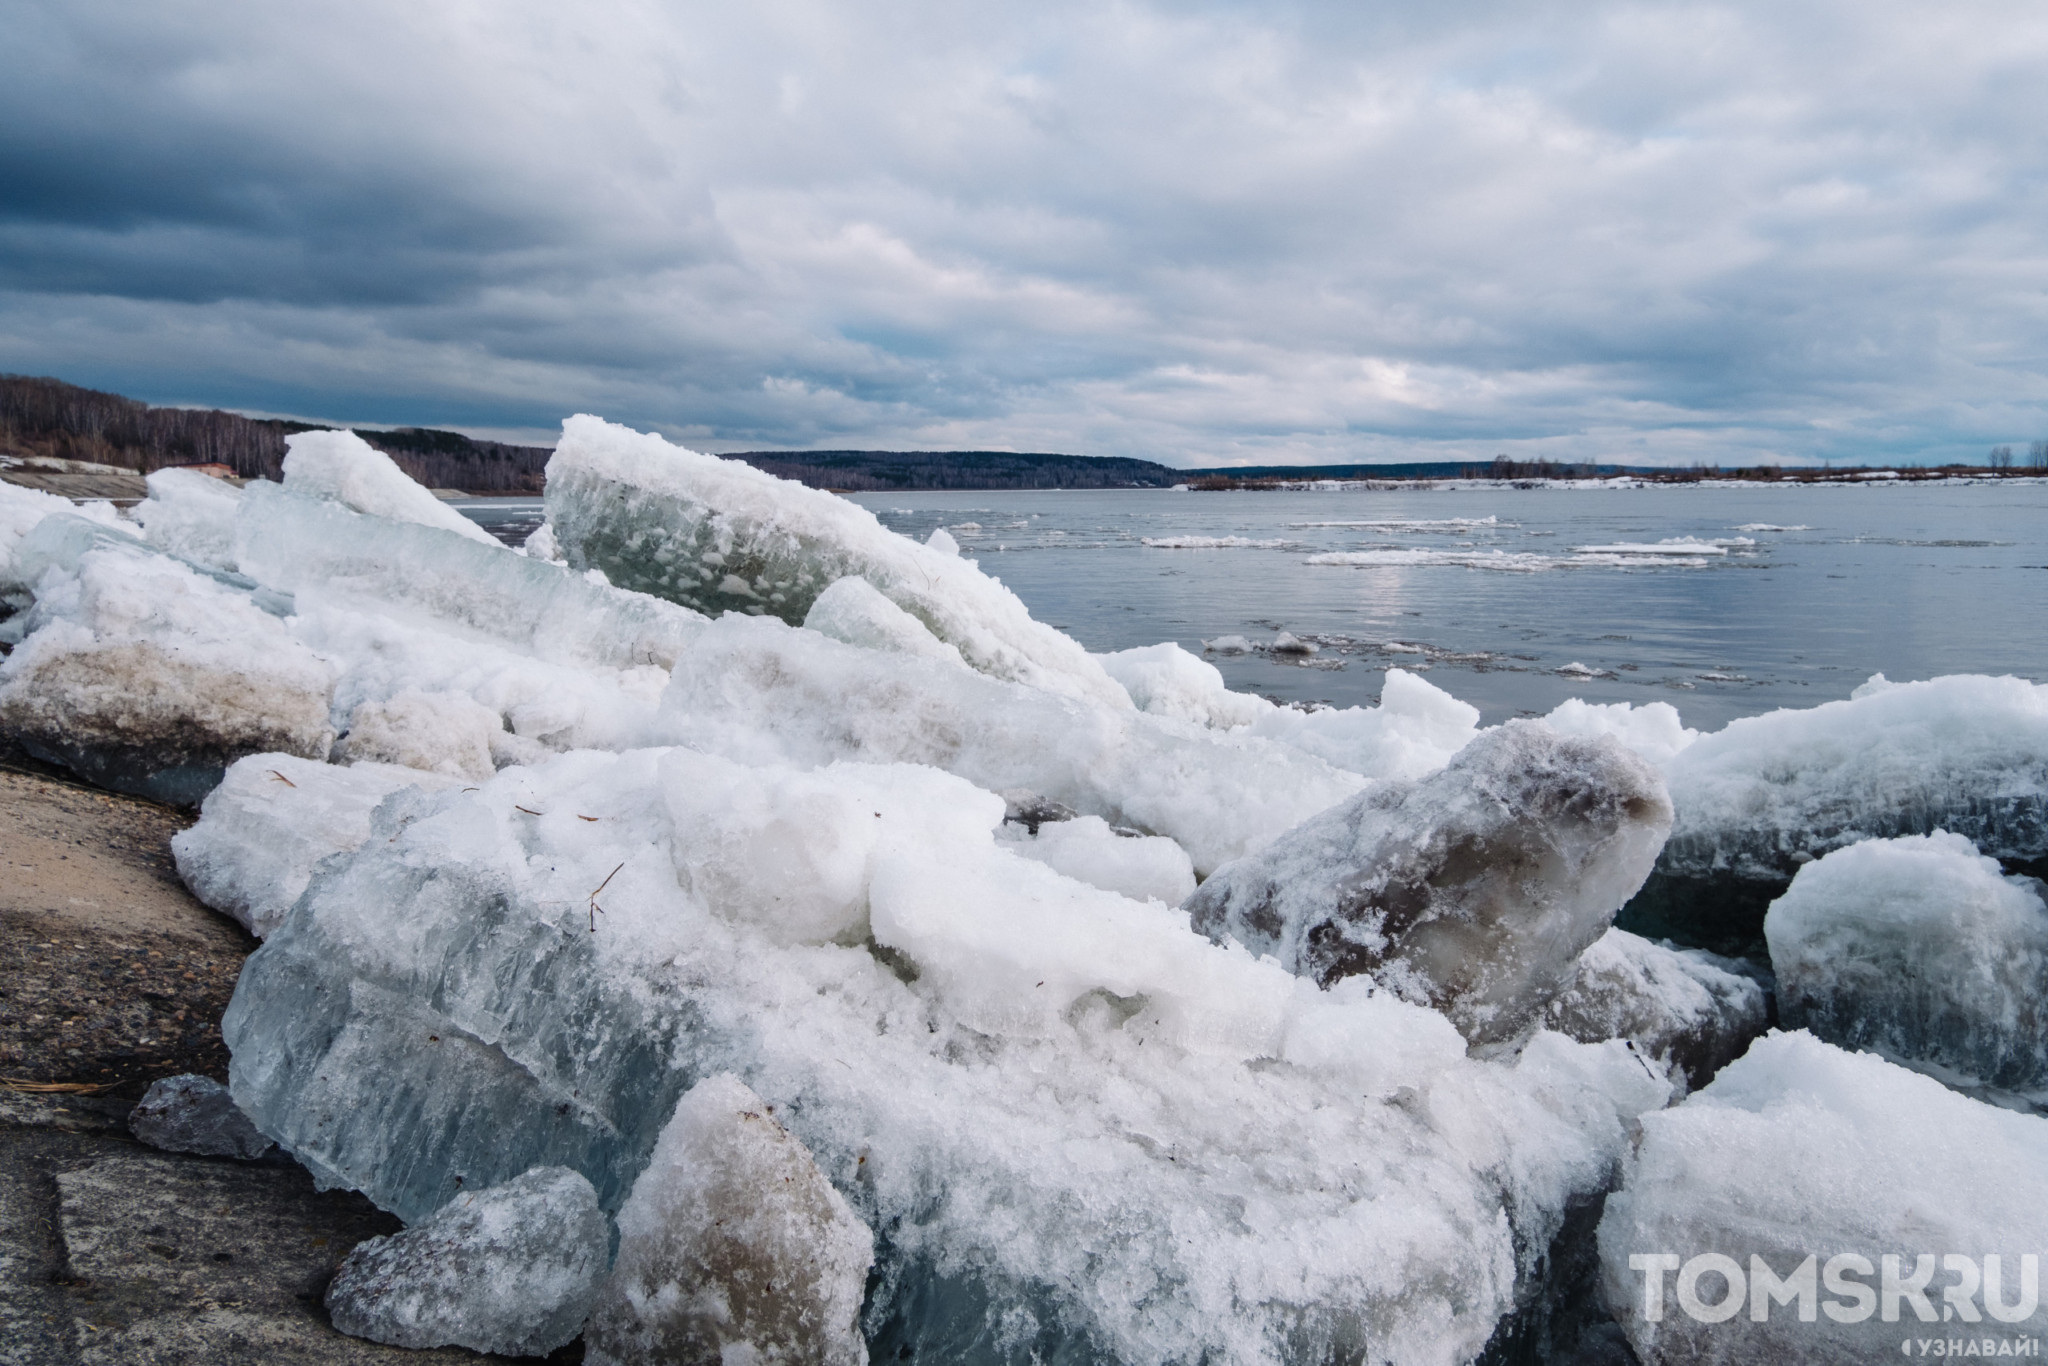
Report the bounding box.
[3,0,2046,465]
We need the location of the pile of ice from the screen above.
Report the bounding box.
[6,419,2046,1362]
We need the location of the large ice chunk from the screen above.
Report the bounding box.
[586,1074,872,1366]
[1097,641,1267,729]
[235,481,703,674]
[544,415,1130,708]
[1539,928,1767,1092]
[1765,831,2048,1105]
[1598,1030,2048,1362]
[1628,673,2048,957]
[655,610,1365,874]
[0,538,335,804]
[1185,721,1673,1046]
[281,429,498,545]
[225,744,1670,1363]
[172,752,461,939]
[326,1165,607,1356]
[131,466,243,572]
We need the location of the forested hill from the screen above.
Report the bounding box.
[0,376,1182,492]
[727,448,1181,490]
[0,376,553,493]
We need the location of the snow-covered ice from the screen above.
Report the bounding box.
[172,752,461,939]
[586,1075,872,1366]
[1598,1031,2048,1362]
[543,415,1130,708]
[995,813,1197,905]
[281,429,499,545]
[652,609,1364,875]
[131,466,243,571]
[326,1165,608,1356]
[1636,672,2048,954]
[1765,831,2048,1105]
[221,738,1672,1363]
[1184,721,1674,1046]
[0,524,336,803]
[6,413,2036,1363]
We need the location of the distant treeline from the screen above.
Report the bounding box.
[728,449,1181,490]
[8,375,2044,495]
[0,376,552,493]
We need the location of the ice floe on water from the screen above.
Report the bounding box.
[2,419,2044,1362]
[1139,534,1294,548]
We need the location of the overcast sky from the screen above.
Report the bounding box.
[4,1,2046,466]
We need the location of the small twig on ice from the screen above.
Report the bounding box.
[267,769,297,788]
[514,805,542,816]
[589,861,624,933]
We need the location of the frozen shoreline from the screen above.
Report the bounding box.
[3,424,2044,1363]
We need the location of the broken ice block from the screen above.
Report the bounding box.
[1539,928,1767,1092]
[172,752,461,939]
[281,429,499,545]
[585,1075,873,1366]
[132,466,244,572]
[0,538,335,804]
[1765,831,2048,1104]
[326,1165,607,1356]
[545,415,1131,707]
[1598,1031,2048,1363]
[1626,673,2048,957]
[128,1074,274,1160]
[234,481,704,673]
[1185,721,1673,1046]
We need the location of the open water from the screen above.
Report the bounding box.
[456,478,2048,731]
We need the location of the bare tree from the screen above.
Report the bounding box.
[2030,440,2048,470]
[1989,444,2015,469]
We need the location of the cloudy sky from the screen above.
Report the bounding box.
[4,1,2046,466]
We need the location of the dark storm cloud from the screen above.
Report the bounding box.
[2,0,2045,464]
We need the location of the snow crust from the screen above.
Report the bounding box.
[1599,1031,2048,1361]
[1766,831,2048,1104]
[995,813,1197,905]
[282,430,498,544]
[1096,641,1266,728]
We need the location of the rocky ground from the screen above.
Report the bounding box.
[0,757,573,1364]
